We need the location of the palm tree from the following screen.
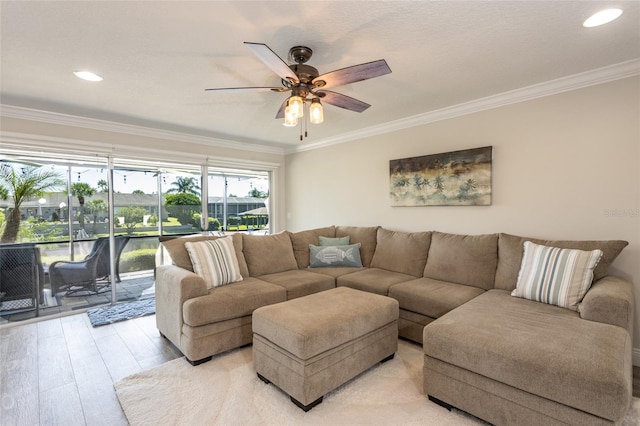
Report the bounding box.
[166,176,200,195]
[97,179,108,192]
[86,198,107,236]
[0,164,64,243]
[70,182,95,230]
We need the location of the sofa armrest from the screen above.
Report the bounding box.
[155,265,208,347]
[579,276,634,334]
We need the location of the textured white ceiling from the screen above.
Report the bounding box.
[1,1,639,150]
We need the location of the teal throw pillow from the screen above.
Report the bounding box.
[309,243,363,268]
[318,235,350,246]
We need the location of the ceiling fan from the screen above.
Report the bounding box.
[206,42,392,139]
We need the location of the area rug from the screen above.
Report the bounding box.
[114,340,640,425]
[87,298,155,327]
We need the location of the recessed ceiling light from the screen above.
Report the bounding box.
[74,71,103,82]
[583,9,623,28]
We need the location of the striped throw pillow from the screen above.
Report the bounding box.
[511,241,602,311]
[185,237,243,289]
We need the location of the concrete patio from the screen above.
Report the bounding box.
[0,271,155,324]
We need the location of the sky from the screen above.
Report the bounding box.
[52,165,269,197]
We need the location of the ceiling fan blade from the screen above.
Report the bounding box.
[244,42,299,84]
[316,90,371,113]
[275,99,287,119]
[313,59,391,89]
[205,87,287,93]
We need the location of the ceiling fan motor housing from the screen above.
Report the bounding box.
[289,63,319,84]
[289,46,313,64]
[285,46,323,93]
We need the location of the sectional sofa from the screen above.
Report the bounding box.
[155,226,633,425]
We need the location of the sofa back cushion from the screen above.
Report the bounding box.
[336,226,379,267]
[159,233,249,277]
[370,228,431,277]
[423,232,499,290]
[242,231,298,276]
[495,233,628,291]
[288,226,336,269]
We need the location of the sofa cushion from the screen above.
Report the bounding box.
[511,241,602,311]
[306,266,365,279]
[336,226,379,267]
[309,243,363,268]
[337,267,415,295]
[160,233,249,277]
[389,277,484,319]
[288,226,336,269]
[423,290,632,422]
[370,228,431,277]
[182,277,286,326]
[495,233,628,291]
[256,269,335,300]
[185,237,243,288]
[242,231,298,277]
[423,232,498,290]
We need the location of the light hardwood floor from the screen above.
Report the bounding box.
[1,313,639,425]
[0,313,182,426]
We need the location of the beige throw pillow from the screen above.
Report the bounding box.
[511,241,602,311]
[185,237,243,289]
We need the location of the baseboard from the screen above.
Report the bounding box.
[633,348,640,366]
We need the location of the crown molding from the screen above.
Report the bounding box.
[290,58,640,154]
[0,104,286,156]
[0,131,280,171]
[2,59,638,157]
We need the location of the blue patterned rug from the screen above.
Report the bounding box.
[87,298,155,327]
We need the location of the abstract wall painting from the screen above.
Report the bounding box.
[390,146,492,206]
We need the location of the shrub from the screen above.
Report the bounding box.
[119,248,156,273]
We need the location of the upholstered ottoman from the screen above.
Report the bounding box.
[252,287,399,411]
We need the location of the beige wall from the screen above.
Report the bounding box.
[285,77,640,350]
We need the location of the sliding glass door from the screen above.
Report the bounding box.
[1,149,273,322]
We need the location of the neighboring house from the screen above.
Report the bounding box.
[2,193,162,222]
[207,196,266,222]
[3,193,266,224]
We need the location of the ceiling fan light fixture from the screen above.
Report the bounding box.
[288,95,304,118]
[283,102,298,127]
[309,98,324,124]
[583,8,623,27]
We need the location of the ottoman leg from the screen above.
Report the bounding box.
[186,356,212,366]
[257,373,270,384]
[291,396,323,412]
[428,395,453,411]
[380,353,395,363]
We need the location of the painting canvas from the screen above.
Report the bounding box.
[390,146,492,206]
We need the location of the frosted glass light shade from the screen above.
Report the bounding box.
[283,104,298,127]
[309,98,324,124]
[289,96,304,118]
